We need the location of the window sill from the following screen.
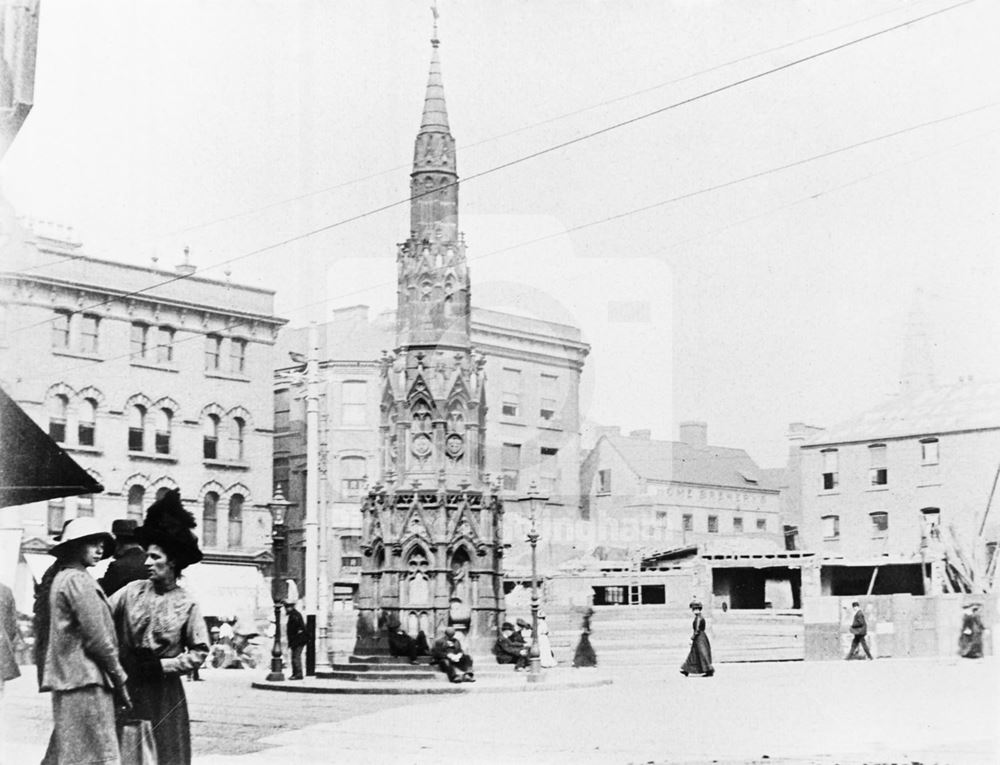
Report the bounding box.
[204,459,250,470]
[128,452,178,463]
[52,349,103,362]
[499,418,527,428]
[65,445,103,456]
[866,486,889,492]
[537,421,564,431]
[205,370,250,383]
[823,536,840,542]
[921,461,939,467]
[130,359,179,373]
[818,490,840,496]
[871,534,888,540]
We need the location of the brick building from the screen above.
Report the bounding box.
[0,221,286,620]
[798,379,1000,595]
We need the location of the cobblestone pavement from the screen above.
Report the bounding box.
[2,657,996,764]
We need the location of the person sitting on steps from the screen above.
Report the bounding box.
[494,621,530,670]
[430,627,474,683]
[386,619,429,664]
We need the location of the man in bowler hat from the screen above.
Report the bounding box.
[99,519,148,596]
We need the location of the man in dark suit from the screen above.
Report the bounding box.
[494,622,530,670]
[284,600,308,679]
[846,601,873,660]
[99,519,148,596]
[431,627,474,683]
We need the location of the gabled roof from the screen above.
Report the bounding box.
[604,435,776,491]
[805,379,1000,447]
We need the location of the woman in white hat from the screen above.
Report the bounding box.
[34,517,132,765]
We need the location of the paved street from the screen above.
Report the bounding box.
[2,657,997,764]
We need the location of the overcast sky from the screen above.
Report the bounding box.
[2,0,998,467]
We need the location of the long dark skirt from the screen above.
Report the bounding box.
[573,632,597,667]
[681,633,713,675]
[130,675,191,765]
[959,631,983,658]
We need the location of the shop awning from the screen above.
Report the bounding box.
[0,385,103,508]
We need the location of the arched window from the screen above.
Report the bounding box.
[203,414,219,460]
[230,417,245,461]
[203,492,219,547]
[227,494,244,548]
[155,487,170,501]
[127,485,145,521]
[155,409,172,454]
[48,394,68,443]
[128,405,146,452]
[78,398,97,446]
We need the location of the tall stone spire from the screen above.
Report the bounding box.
[353,10,505,656]
[409,19,458,244]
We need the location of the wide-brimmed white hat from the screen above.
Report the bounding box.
[49,517,114,559]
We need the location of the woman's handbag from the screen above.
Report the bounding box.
[118,719,158,765]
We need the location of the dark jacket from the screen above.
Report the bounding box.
[850,610,867,636]
[494,633,527,662]
[99,546,148,597]
[286,608,307,649]
[431,635,464,662]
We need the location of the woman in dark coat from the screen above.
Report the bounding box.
[959,603,985,659]
[111,490,209,765]
[680,601,714,677]
[572,607,598,668]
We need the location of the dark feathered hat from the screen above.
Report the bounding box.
[135,489,203,569]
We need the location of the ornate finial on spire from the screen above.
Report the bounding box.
[430,0,439,47]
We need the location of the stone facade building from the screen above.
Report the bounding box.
[273,302,588,599]
[0,221,286,621]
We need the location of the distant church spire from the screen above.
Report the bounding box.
[899,287,936,393]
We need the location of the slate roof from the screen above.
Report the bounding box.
[605,436,777,491]
[805,379,1000,447]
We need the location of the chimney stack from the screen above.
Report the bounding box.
[679,421,707,448]
[175,246,196,276]
[629,429,651,440]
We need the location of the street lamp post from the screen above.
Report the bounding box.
[525,482,547,682]
[267,488,292,682]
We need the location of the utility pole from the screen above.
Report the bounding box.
[315,409,332,672]
[304,322,320,674]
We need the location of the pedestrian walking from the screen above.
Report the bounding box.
[958,603,985,659]
[34,517,132,765]
[845,601,873,660]
[0,579,21,697]
[284,600,307,679]
[680,601,714,677]
[99,519,148,597]
[111,489,209,765]
[537,612,557,668]
[572,607,597,668]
